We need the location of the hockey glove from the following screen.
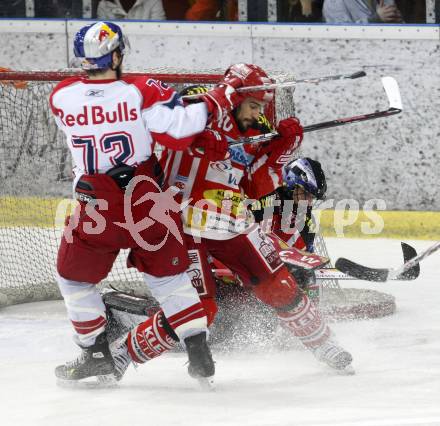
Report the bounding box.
[191,129,229,162]
[201,76,244,122]
[267,117,304,168]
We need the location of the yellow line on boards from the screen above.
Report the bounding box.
[1,197,439,240]
[317,210,440,240]
[0,197,76,228]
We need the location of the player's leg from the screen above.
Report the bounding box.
[109,296,217,380]
[123,173,217,382]
[208,227,353,371]
[112,238,218,382]
[254,266,352,370]
[55,220,119,383]
[54,171,140,384]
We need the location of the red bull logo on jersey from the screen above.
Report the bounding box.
[58,102,138,127]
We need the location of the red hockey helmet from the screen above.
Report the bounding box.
[223,63,274,103]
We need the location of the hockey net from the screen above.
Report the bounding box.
[0,69,350,316]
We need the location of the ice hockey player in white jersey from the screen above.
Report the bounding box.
[49,21,244,387]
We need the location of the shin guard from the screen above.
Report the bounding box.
[277,292,330,350]
[127,311,178,364]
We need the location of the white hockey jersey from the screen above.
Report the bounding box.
[50,75,208,179]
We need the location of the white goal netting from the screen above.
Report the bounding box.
[0,69,340,309]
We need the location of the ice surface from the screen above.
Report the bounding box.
[0,238,439,426]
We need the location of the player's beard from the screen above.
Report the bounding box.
[237,117,259,133]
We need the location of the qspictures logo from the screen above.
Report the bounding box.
[55,179,388,252]
[60,175,190,252]
[114,175,185,251]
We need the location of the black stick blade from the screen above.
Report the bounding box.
[397,242,420,280]
[349,71,367,79]
[335,258,389,282]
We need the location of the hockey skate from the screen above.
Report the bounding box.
[55,332,118,387]
[184,332,215,390]
[312,336,354,375]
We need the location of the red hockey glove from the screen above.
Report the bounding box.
[191,129,229,162]
[267,117,304,168]
[201,76,244,122]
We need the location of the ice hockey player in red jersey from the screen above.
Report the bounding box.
[199,155,328,345]
[170,65,352,372]
[49,21,244,387]
[109,64,353,381]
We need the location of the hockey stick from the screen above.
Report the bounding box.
[182,70,366,100]
[236,70,366,93]
[228,76,402,148]
[212,266,416,283]
[314,266,416,282]
[334,242,436,283]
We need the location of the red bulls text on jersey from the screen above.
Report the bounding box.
[50,76,208,178]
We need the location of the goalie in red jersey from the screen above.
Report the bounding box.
[108,64,353,381]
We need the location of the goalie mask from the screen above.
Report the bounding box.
[73,21,130,70]
[283,158,327,200]
[224,63,274,103]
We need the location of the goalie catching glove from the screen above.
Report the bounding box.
[191,129,229,162]
[267,117,304,168]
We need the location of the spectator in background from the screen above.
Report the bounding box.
[162,0,190,20]
[186,0,220,20]
[97,0,166,20]
[247,0,269,21]
[1,0,84,18]
[0,0,26,17]
[278,0,323,22]
[323,0,403,23]
[395,0,426,23]
[35,0,83,18]
[185,0,237,21]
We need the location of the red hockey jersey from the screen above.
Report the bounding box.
[160,112,286,240]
